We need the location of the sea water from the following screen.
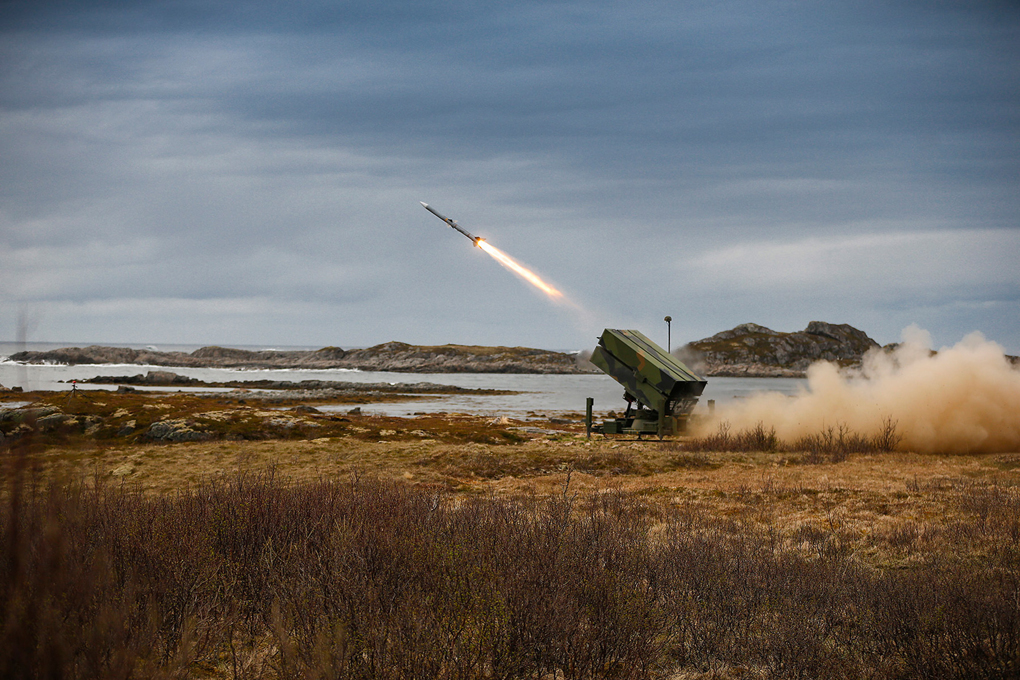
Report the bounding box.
[0,348,806,418]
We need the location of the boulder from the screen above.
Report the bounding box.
[37,413,72,431]
[0,406,62,424]
[145,419,212,442]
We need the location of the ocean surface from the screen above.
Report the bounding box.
[0,342,807,417]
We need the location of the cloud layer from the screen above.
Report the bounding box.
[2,1,1018,350]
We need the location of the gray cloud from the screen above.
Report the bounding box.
[1,0,1018,351]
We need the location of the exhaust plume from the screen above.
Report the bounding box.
[476,240,565,301]
[697,326,1020,454]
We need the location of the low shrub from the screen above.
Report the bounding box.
[2,462,1017,679]
[680,418,901,462]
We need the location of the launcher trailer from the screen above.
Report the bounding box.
[585,328,707,439]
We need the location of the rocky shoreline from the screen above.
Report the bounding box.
[9,322,1016,380]
[70,370,516,403]
[9,342,589,374]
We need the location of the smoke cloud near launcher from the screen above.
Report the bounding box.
[697,326,1020,454]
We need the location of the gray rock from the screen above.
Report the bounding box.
[83,416,104,436]
[145,370,182,384]
[146,419,212,442]
[0,406,62,424]
[37,413,71,431]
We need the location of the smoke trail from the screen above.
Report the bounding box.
[697,326,1020,454]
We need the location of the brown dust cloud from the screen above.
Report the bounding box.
[696,326,1020,454]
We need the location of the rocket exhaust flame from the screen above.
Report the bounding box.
[477,240,564,300]
[420,201,566,302]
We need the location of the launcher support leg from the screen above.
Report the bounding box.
[585,397,594,439]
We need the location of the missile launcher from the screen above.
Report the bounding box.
[586,328,707,438]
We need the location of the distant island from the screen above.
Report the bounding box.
[12,321,1009,378]
[8,342,589,374]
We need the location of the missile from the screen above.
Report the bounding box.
[420,202,484,246]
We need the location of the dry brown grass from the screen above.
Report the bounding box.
[10,417,1019,569]
[4,391,1020,677]
[3,458,1019,678]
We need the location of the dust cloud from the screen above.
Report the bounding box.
[697,326,1020,454]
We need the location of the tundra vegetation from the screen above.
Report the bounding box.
[2,390,1019,679]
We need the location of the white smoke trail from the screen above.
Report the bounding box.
[696,326,1020,454]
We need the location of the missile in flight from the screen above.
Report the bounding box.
[420,202,484,246]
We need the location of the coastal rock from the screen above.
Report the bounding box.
[79,371,201,386]
[683,321,881,378]
[144,370,196,385]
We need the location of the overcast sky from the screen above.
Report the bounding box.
[2,0,1018,353]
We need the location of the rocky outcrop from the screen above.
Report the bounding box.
[10,342,589,374]
[0,405,63,424]
[0,405,103,439]
[145,419,212,442]
[682,321,881,378]
[81,370,204,386]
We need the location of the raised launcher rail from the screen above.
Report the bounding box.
[585,329,707,438]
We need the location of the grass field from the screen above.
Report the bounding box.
[2,390,1019,678]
